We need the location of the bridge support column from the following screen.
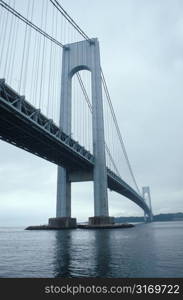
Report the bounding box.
[51,42,76,228]
[56,168,71,217]
[51,167,76,228]
[142,186,153,222]
[55,38,113,227]
[90,39,110,222]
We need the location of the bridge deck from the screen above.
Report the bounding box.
[0,79,94,171]
[0,79,151,215]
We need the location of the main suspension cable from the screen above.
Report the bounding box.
[0,0,64,48]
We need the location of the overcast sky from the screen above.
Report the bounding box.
[0,0,183,226]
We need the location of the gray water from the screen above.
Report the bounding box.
[0,222,182,278]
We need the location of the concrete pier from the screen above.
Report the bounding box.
[26,217,77,230]
[88,216,114,225]
[25,222,134,230]
[77,223,134,229]
[25,217,134,230]
[48,217,77,229]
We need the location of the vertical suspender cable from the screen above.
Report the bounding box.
[4,0,15,80]
[47,2,55,117]
[9,16,19,84]
[0,0,10,73]
[22,0,35,95]
[18,0,31,93]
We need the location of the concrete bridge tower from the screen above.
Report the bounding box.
[49,39,114,228]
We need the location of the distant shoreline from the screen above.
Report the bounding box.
[115,212,183,223]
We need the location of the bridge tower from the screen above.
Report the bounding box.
[49,39,114,228]
[142,186,153,222]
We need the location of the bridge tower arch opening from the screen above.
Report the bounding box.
[71,69,93,154]
[53,39,114,228]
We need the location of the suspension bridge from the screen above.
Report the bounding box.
[0,0,153,228]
